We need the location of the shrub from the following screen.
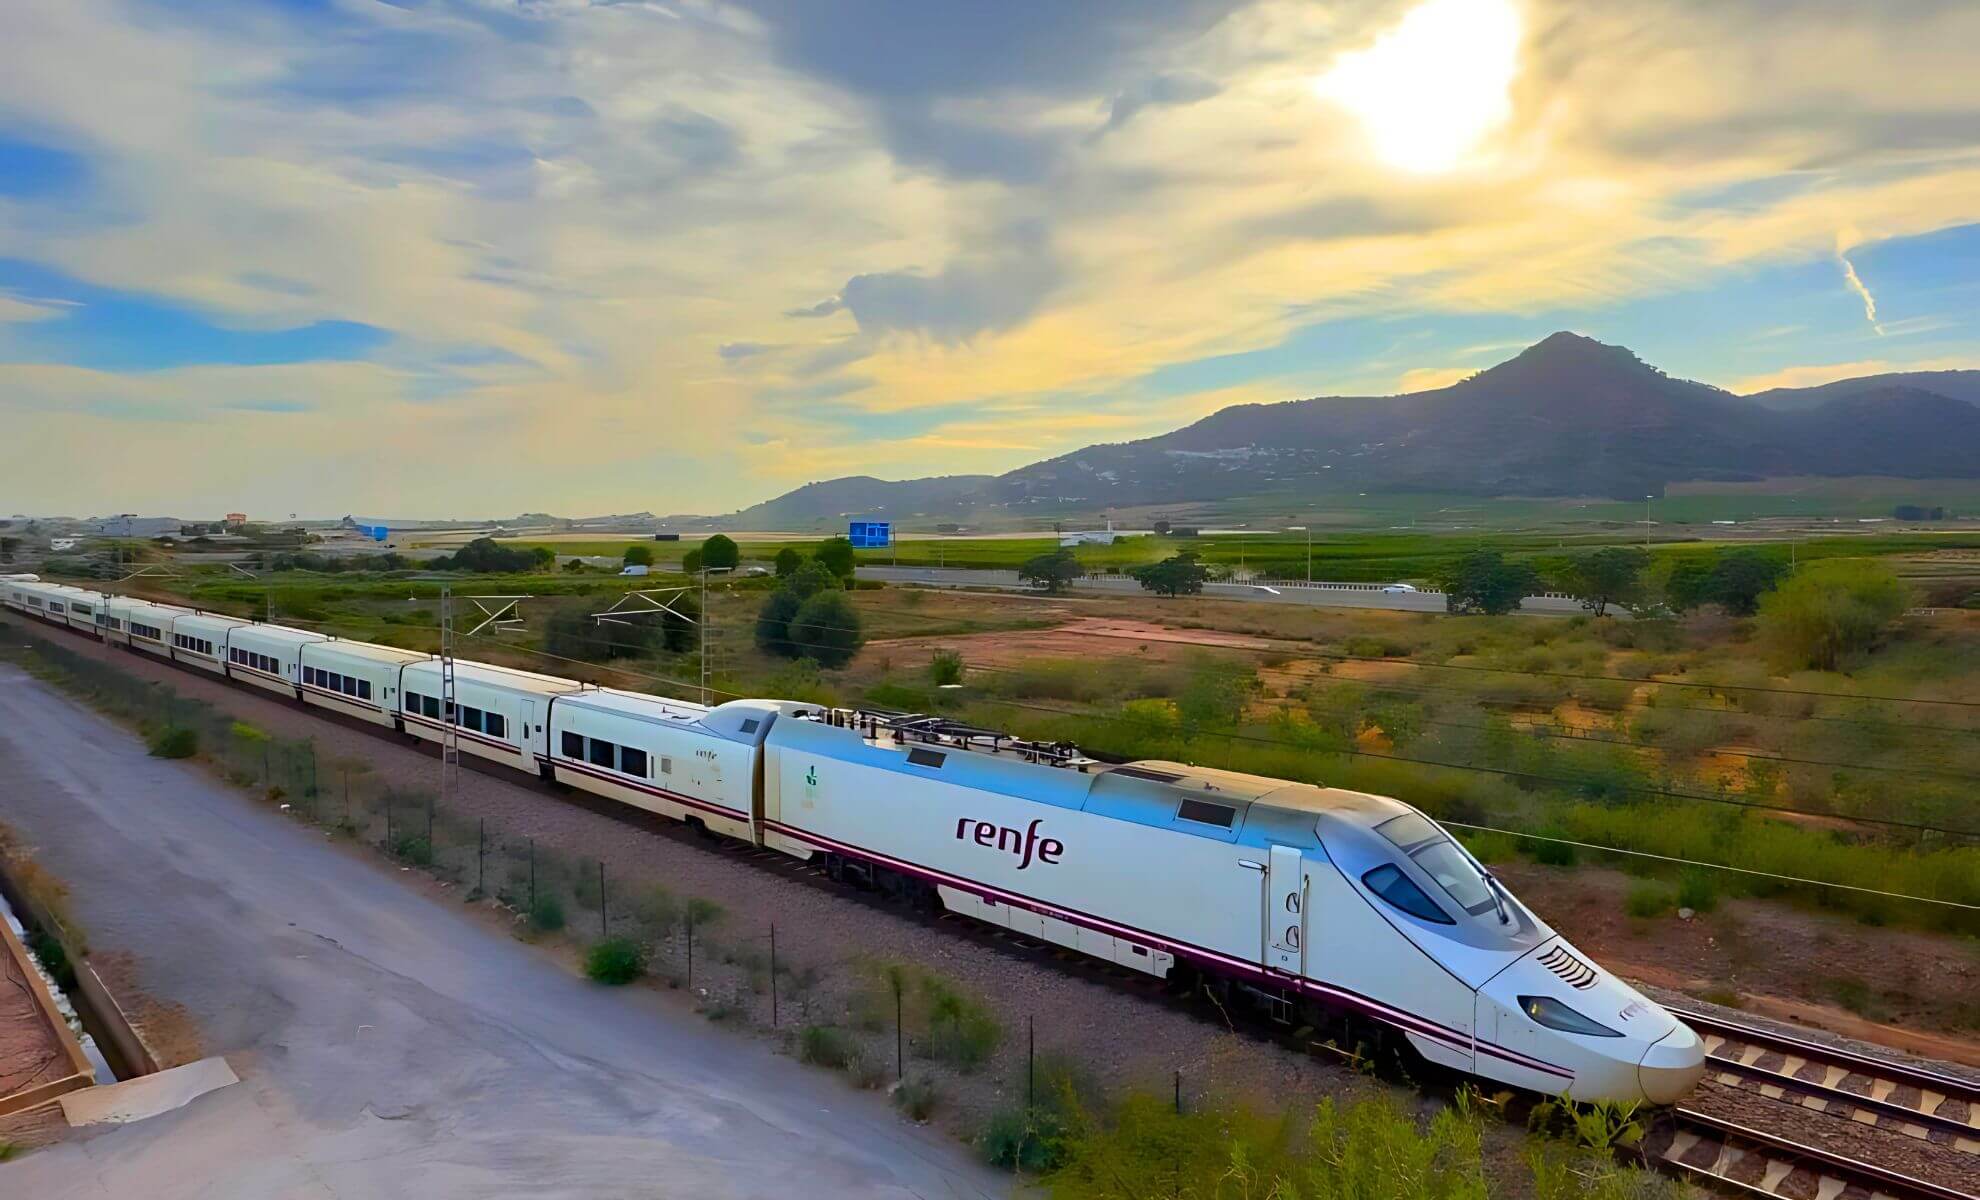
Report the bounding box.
[895,1077,940,1121]
[529,894,567,933]
[1529,831,1577,867]
[788,591,863,668]
[799,1024,858,1069]
[585,937,647,985]
[813,535,856,580]
[1624,882,1675,919]
[978,1104,1070,1173]
[147,726,198,758]
[847,1053,891,1090]
[392,834,433,867]
[622,544,655,568]
[544,598,662,662]
[1018,549,1081,594]
[929,649,965,686]
[700,534,740,571]
[1677,867,1720,913]
[1757,560,1910,671]
[774,547,802,577]
[920,975,1000,1070]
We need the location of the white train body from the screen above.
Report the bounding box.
[400,659,586,774]
[0,599,1703,1104]
[299,640,426,727]
[101,597,190,659]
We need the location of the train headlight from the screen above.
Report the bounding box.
[1519,995,1622,1038]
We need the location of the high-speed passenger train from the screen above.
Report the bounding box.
[2,576,1703,1104]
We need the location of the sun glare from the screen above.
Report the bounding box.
[1314,0,1523,174]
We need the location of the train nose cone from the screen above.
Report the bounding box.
[1639,1020,1706,1104]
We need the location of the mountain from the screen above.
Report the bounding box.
[715,474,994,528]
[1747,370,1980,411]
[716,333,1980,521]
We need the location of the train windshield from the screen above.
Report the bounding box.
[1376,813,1496,916]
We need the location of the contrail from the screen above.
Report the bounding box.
[1835,232,1884,335]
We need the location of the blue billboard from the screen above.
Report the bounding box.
[848,520,892,549]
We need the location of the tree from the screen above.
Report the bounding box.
[774,547,803,577]
[431,537,538,573]
[1561,546,1648,616]
[814,535,856,580]
[563,557,586,573]
[1707,551,1787,616]
[701,534,740,572]
[0,536,16,563]
[788,590,863,668]
[1437,551,1537,615]
[1758,561,1909,671]
[1018,548,1081,594]
[623,544,655,568]
[1152,520,1172,536]
[1131,552,1209,598]
[544,599,657,661]
[1662,558,1715,613]
[530,546,556,570]
[755,564,837,657]
[682,548,703,575]
[929,649,964,686]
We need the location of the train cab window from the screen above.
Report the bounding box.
[1361,865,1454,925]
[562,731,584,759]
[739,718,760,734]
[1376,814,1495,916]
[1176,798,1236,829]
[906,748,946,769]
[621,747,648,777]
[485,713,506,740]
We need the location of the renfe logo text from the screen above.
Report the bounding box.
[956,817,1064,870]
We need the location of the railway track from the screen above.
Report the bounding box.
[9,616,1980,1199]
[1651,1008,1980,1199]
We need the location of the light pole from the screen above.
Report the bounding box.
[1643,495,1655,548]
[1287,526,1311,583]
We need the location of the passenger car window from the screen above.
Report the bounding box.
[1362,865,1454,925]
[588,738,615,769]
[621,747,647,777]
[562,731,583,758]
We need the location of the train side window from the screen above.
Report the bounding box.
[907,748,946,768]
[588,738,615,769]
[485,713,506,740]
[561,731,583,759]
[1361,865,1454,925]
[1177,798,1236,828]
[423,695,441,720]
[343,675,358,696]
[621,747,648,777]
[405,691,421,712]
[358,680,372,701]
[461,706,483,732]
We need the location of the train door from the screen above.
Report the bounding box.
[1265,845,1306,975]
[520,699,537,750]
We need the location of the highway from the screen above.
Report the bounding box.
[854,566,1591,615]
[0,665,1006,1200]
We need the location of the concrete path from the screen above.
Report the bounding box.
[856,565,1591,614]
[0,665,1008,1200]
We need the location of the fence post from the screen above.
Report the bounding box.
[1027,1015,1035,1108]
[686,906,695,990]
[341,766,349,826]
[477,818,485,897]
[529,837,536,912]
[769,923,778,1027]
[894,977,904,1083]
[386,800,395,851]
[598,861,608,937]
[1174,1069,1182,1114]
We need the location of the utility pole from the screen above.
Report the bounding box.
[699,567,710,705]
[438,585,460,823]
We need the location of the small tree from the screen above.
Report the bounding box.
[1152,520,1172,536]
[814,535,856,580]
[788,590,863,668]
[1561,546,1648,616]
[1662,557,1714,612]
[1708,550,1787,616]
[774,547,803,577]
[682,548,703,575]
[1018,548,1081,594]
[1131,552,1209,598]
[545,599,658,661]
[1437,550,1537,615]
[929,649,964,686]
[1758,560,1909,671]
[562,557,586,573]
[701,534,740,572]
[623,544,655,568]
[756,564,838,657]
[530,546,556,570]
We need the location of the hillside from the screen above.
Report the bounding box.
[717,333,1980,520]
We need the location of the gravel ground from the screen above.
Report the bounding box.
[12,616,1975,1195]
[1680,1076,1980,1196]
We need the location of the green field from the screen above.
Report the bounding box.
[502,529,1980,586]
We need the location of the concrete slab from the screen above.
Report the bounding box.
[59,1058,237,1126]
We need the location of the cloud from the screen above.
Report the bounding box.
[1729,356,1979,394]
[718,341,774,360]
[1095,72,1222,137]
[1835,230,1884,335]
[1394,365,1477,393]
[785,297,846,319]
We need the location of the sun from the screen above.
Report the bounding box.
[1314,0,1524,174]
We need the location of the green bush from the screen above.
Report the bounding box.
[979,1104,1071,1173]
[1677,867,1720,913]
[1758,560,1910,671]
[392,834,433,867]
[147,726,198,758]
[799,1024,858,1069]
[929,649,965,686]
[919,975,1001,1070]
[1625,883,1675,918]
[895,1076,940,1121]
[585,937,647,985]
[1529,831,1577,867]
[529,894,567,933]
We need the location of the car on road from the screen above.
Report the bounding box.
[1381,583,1419,593]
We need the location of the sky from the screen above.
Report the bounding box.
[3,0,1980,519]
